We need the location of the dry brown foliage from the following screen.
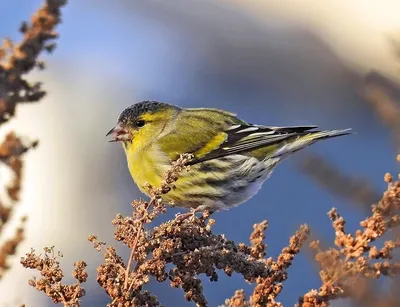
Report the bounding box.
[0,0,66,281]
[0,0,66,122]
[20,247,87,306]
[222,156,400,307]
[21,154,310,306]
[20,154,400,306]
[298,160,400,307]
[88,153,308,307]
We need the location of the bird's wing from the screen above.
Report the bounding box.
[158,108,243,161]
[187,124,318,165]
[159,109,350,165]
[158,108,351,165]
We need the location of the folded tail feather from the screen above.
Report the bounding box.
[268,128,352,159]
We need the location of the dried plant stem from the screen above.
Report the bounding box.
[59,292,67,305]
[124,201,151,290]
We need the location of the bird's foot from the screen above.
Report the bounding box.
[174,208,198,222]
[174,207,214,222]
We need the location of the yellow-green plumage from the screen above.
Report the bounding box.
[108,101,351,212]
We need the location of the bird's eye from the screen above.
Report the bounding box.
[136,120,145,127]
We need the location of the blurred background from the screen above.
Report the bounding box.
[1,0,400,306]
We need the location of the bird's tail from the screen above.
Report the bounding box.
[269,128,352,159]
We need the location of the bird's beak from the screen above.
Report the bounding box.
[106,123,131,142]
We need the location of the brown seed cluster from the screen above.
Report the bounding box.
[88,154,312,306]
[0,0,67,123]
[297,158,400,307]
[20,246,87,306]
[0,0,66,284]
[224,225,310,307]
[225,289,248,307]
[23,154,400,306]
[249,221,268,260]
[0,133,38,279]
[0,217,26,279]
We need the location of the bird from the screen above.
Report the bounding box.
[107,100,351,213]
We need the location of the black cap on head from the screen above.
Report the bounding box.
[118,101,175,123]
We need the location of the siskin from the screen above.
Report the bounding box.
[107,101,351,212]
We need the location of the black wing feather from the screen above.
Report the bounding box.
[188,124,317,165]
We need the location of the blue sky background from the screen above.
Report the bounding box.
[0,1,398,306]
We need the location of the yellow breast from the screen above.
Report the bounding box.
[125,144,170,194]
